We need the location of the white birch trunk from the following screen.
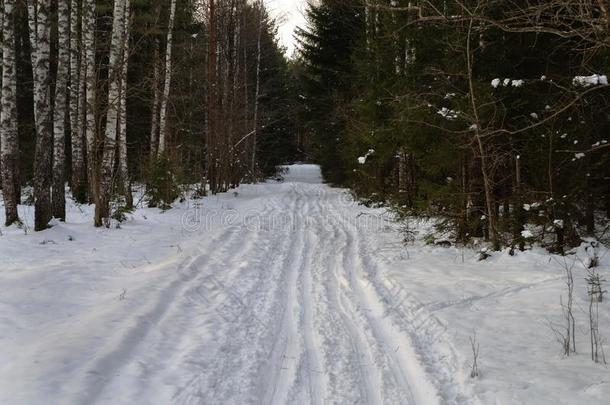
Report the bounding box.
[27,1,40,114]
[76,13,87,198]
[69,0,86,202]
[96,0,127,226]
[29,0,54,231]
[52,0,70,221]
[118,0,132,208]
[83,0,97,209]
[150,38,161,159]
[1,0,20,226]
[157,0,177,157]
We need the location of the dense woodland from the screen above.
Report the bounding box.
[296,0,610,252]
[0,0,298,230]
[1,0,610,253]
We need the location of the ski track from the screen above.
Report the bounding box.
[61,166,477,405]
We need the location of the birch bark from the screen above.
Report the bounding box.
[83,0,97,209]
[29,0,53,231]
[150,38,161,158]
[118,0,132,208]
[70,0,87,202]
[96,0,127,226]
[1,0,20,226]
[52,0,71,220]
[157,0,177,157]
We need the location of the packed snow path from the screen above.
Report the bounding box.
[1,165,473,405]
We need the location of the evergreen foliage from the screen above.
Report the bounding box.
[296,0,610,250]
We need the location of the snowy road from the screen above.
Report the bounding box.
[88,165,462,404]
[1,165,472,404]
[4,164,610,404]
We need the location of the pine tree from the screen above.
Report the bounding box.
[296,0,610,250]
[295,0,364,183]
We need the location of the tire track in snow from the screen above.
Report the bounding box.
[335,192,476,405]
[72,168,477,405]
[69,222,246,404]
[305,185,384,404]
[331,225,396,404]
[322,185,426,404]
[262,193,325,405]
[282,191,327,404]
[136,225,260,404]
[182,185,304,404]
[339,217,429,404]
[79,190,284,404]
[174,217,288,402]
[261,226,304,405]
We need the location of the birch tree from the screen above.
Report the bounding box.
[83,0,96,208]
[29,0,53,231]
[118,0,132,209]
[150,37,161,158]
[149,3,162,159]
[70,0,87,203]
[96,0,127,226]
[1,0,20,226]
[157,0,177,157]
[52,0,71,221]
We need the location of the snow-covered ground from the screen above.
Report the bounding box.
[1,164,609,404]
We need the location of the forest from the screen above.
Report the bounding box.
[2,1,610,403]
[296,0,610,252]
[1,0,609,253]
[0,0,298,230]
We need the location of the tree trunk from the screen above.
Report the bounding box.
[83,0,97,210]
[250,1,262,177]
[397,148,416,207]
[29,0,53,231]
[96,0,127,227]
[1,0,20,226]
[157,0,177,158]
[207,0,217,193]
[52,0,70,221]
[229,1,239,187]
[118,0,132,209]
[70,0,87,203]
[466,18,498,249]
[459,155,470,242]
[513,155,524,250]
[584,175,595,236]
[150,37,161,159]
